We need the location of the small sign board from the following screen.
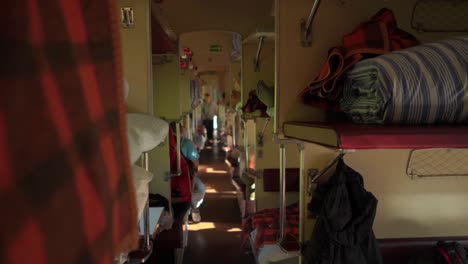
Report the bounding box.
[210,45,222,52]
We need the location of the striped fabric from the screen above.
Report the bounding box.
[341,37,468,124]
[0,1,138,263]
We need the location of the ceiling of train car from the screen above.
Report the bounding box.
[155,0,275,37]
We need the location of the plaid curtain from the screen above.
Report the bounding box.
[0,1,138,263]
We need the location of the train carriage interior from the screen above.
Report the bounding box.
[2,0,468,264]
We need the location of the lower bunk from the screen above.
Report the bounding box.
[242,203,300,264]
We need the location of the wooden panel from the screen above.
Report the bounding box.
[262,168,300,192]
[118,0,152,113]
[153,54,181,120]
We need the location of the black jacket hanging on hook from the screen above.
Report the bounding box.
[303,159,383,264]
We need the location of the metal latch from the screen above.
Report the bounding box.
[121,7,135,28]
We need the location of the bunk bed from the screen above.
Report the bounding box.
[117,113,170,264]
[282,36,468,260]
[271,0,468,262]
[241,166,302,264]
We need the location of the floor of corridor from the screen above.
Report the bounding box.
[182,140,254,264]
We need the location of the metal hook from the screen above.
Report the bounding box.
[300,0,321,47]
[254,36,266,72]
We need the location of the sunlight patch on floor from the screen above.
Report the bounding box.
[188,222,216,231]
[226,228,242,233]
[206,167,227,174]
[205,186,218,193]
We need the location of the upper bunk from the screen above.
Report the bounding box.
[283,122,468,149]
[274,0,468,149]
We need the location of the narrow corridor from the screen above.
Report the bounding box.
[182,141,254,264]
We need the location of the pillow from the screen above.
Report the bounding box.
[131,165,153,219]
[266,107,275,118]
[256,80,274,108]
[126,113,169,163]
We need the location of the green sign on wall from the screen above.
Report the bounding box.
[210,45,222,52]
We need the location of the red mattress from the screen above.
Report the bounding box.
[242,203,299,249]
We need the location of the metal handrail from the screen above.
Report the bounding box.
[275,139,303,253]
[254,36,266,72]
[300,0,321,47]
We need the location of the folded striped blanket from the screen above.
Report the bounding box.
[340,37,468,124]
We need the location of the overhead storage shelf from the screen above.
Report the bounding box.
[283,122,468,149]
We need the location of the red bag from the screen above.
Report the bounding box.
[301,8,420,109]
[169,130,192,203]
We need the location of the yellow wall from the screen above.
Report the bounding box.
[346,150,468,238]
[148,141,171,200]
[179,31,234,73]
[153,54,181,120]
[180,68,192,115]
[118,0,152,113]
[301,146,468,239]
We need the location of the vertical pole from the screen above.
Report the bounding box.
[279,144,286,241]
[176,121,181,174]
[232,113,237,146]
[143,152,151,250]
[244,120,249,168]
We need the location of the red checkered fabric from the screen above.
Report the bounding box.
[0,1,138,263]
[242,203,299,249]
[301,8,420,108]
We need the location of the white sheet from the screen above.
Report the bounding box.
[131,165,153,220]
[126,113,168,163]
[251,229,300,264]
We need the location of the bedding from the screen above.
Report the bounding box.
[257,244,300,264]
[301,8,420,109]
[131,165,153,220]
[341,37,468,124]
[242,202,299,249]
[127,113,169,163]
[256,80,274,108]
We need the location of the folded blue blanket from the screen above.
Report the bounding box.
[341,37,468,124]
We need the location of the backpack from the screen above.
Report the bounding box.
[410,242,468,264]
[435,242,468,264]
